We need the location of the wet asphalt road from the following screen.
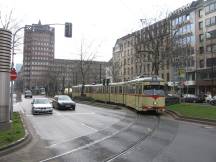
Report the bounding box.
[0,96,216,162]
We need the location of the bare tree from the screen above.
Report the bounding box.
[112,60,121,82]
[79,40,97,96]
[133,13,179,76]
[0,9,22,45]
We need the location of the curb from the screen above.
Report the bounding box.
[166,110,216,126]
[0,112,32,156]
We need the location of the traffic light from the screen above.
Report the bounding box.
[65,22,72,38]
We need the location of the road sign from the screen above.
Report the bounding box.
[10,68,17,81]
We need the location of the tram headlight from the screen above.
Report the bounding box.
[153,101,157,105]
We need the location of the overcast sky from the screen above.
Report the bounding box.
[0,0,193,64]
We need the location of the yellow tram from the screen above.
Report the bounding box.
[72,76,166,112]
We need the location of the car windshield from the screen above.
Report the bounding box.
[58,96,72,101]
[34,99,50,104]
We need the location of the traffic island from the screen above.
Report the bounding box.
[0,112,31,156]
[166,103,216,126]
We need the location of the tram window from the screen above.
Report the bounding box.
[111,87,114,93]
[119,86,122,93]
[114,87,117,94]
[128,85,136,94]
[136,85,142,94]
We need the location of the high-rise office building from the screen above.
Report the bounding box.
[23,21,55,89]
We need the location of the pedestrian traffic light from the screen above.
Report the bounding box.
[65,22,72,38]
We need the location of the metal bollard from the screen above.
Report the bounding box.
[0,29,12,130]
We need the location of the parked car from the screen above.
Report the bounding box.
[165,94,180,106]
[210,96,216,106]
[52,95,76,110]
[24,90,32,98]
[205,94,212,103]
[183,94,199,103]
[31,98,53,115]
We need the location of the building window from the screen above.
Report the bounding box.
[205,16,216,27]
[166,73,170,81]
[199,46,204,54]
[199,60,204,68]
[199,34,204,42]
[205,18,211,26]
[205,3,216,14]
[199,9,203,17]
[199,21,203,30]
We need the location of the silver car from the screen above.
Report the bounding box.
[31,98,53,115]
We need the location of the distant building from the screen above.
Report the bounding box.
[50,59,108,92]
[23,20,55,89]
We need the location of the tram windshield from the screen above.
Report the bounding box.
[143,85,165,96]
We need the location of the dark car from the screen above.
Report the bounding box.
[183,94,199,103]
[24,90,32,98]
[52,95,76,110]
[165,94,180,106]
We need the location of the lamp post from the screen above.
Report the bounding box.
[10,26,25,120]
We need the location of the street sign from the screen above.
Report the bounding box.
[10,68,17,81]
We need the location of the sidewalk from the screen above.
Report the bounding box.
[0,96,31,156]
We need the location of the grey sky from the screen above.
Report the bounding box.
[0,0,193,64]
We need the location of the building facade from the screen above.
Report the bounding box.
[112,19,171,83]
[51,59,108,92]
[112,0,216,95]
[195,0,216,95]
[23,21,55,90]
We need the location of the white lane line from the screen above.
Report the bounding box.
[39,121,135,162]
[81,123,98,132]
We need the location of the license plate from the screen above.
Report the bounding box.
[65,105,71,108]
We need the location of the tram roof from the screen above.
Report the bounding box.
[73,76,164,88]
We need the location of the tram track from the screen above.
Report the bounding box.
[40,113,160,162]
[103,114,160,162]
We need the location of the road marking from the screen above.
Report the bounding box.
[203,126,214,129]
[81,123,98,132]
[39,121,135,162]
